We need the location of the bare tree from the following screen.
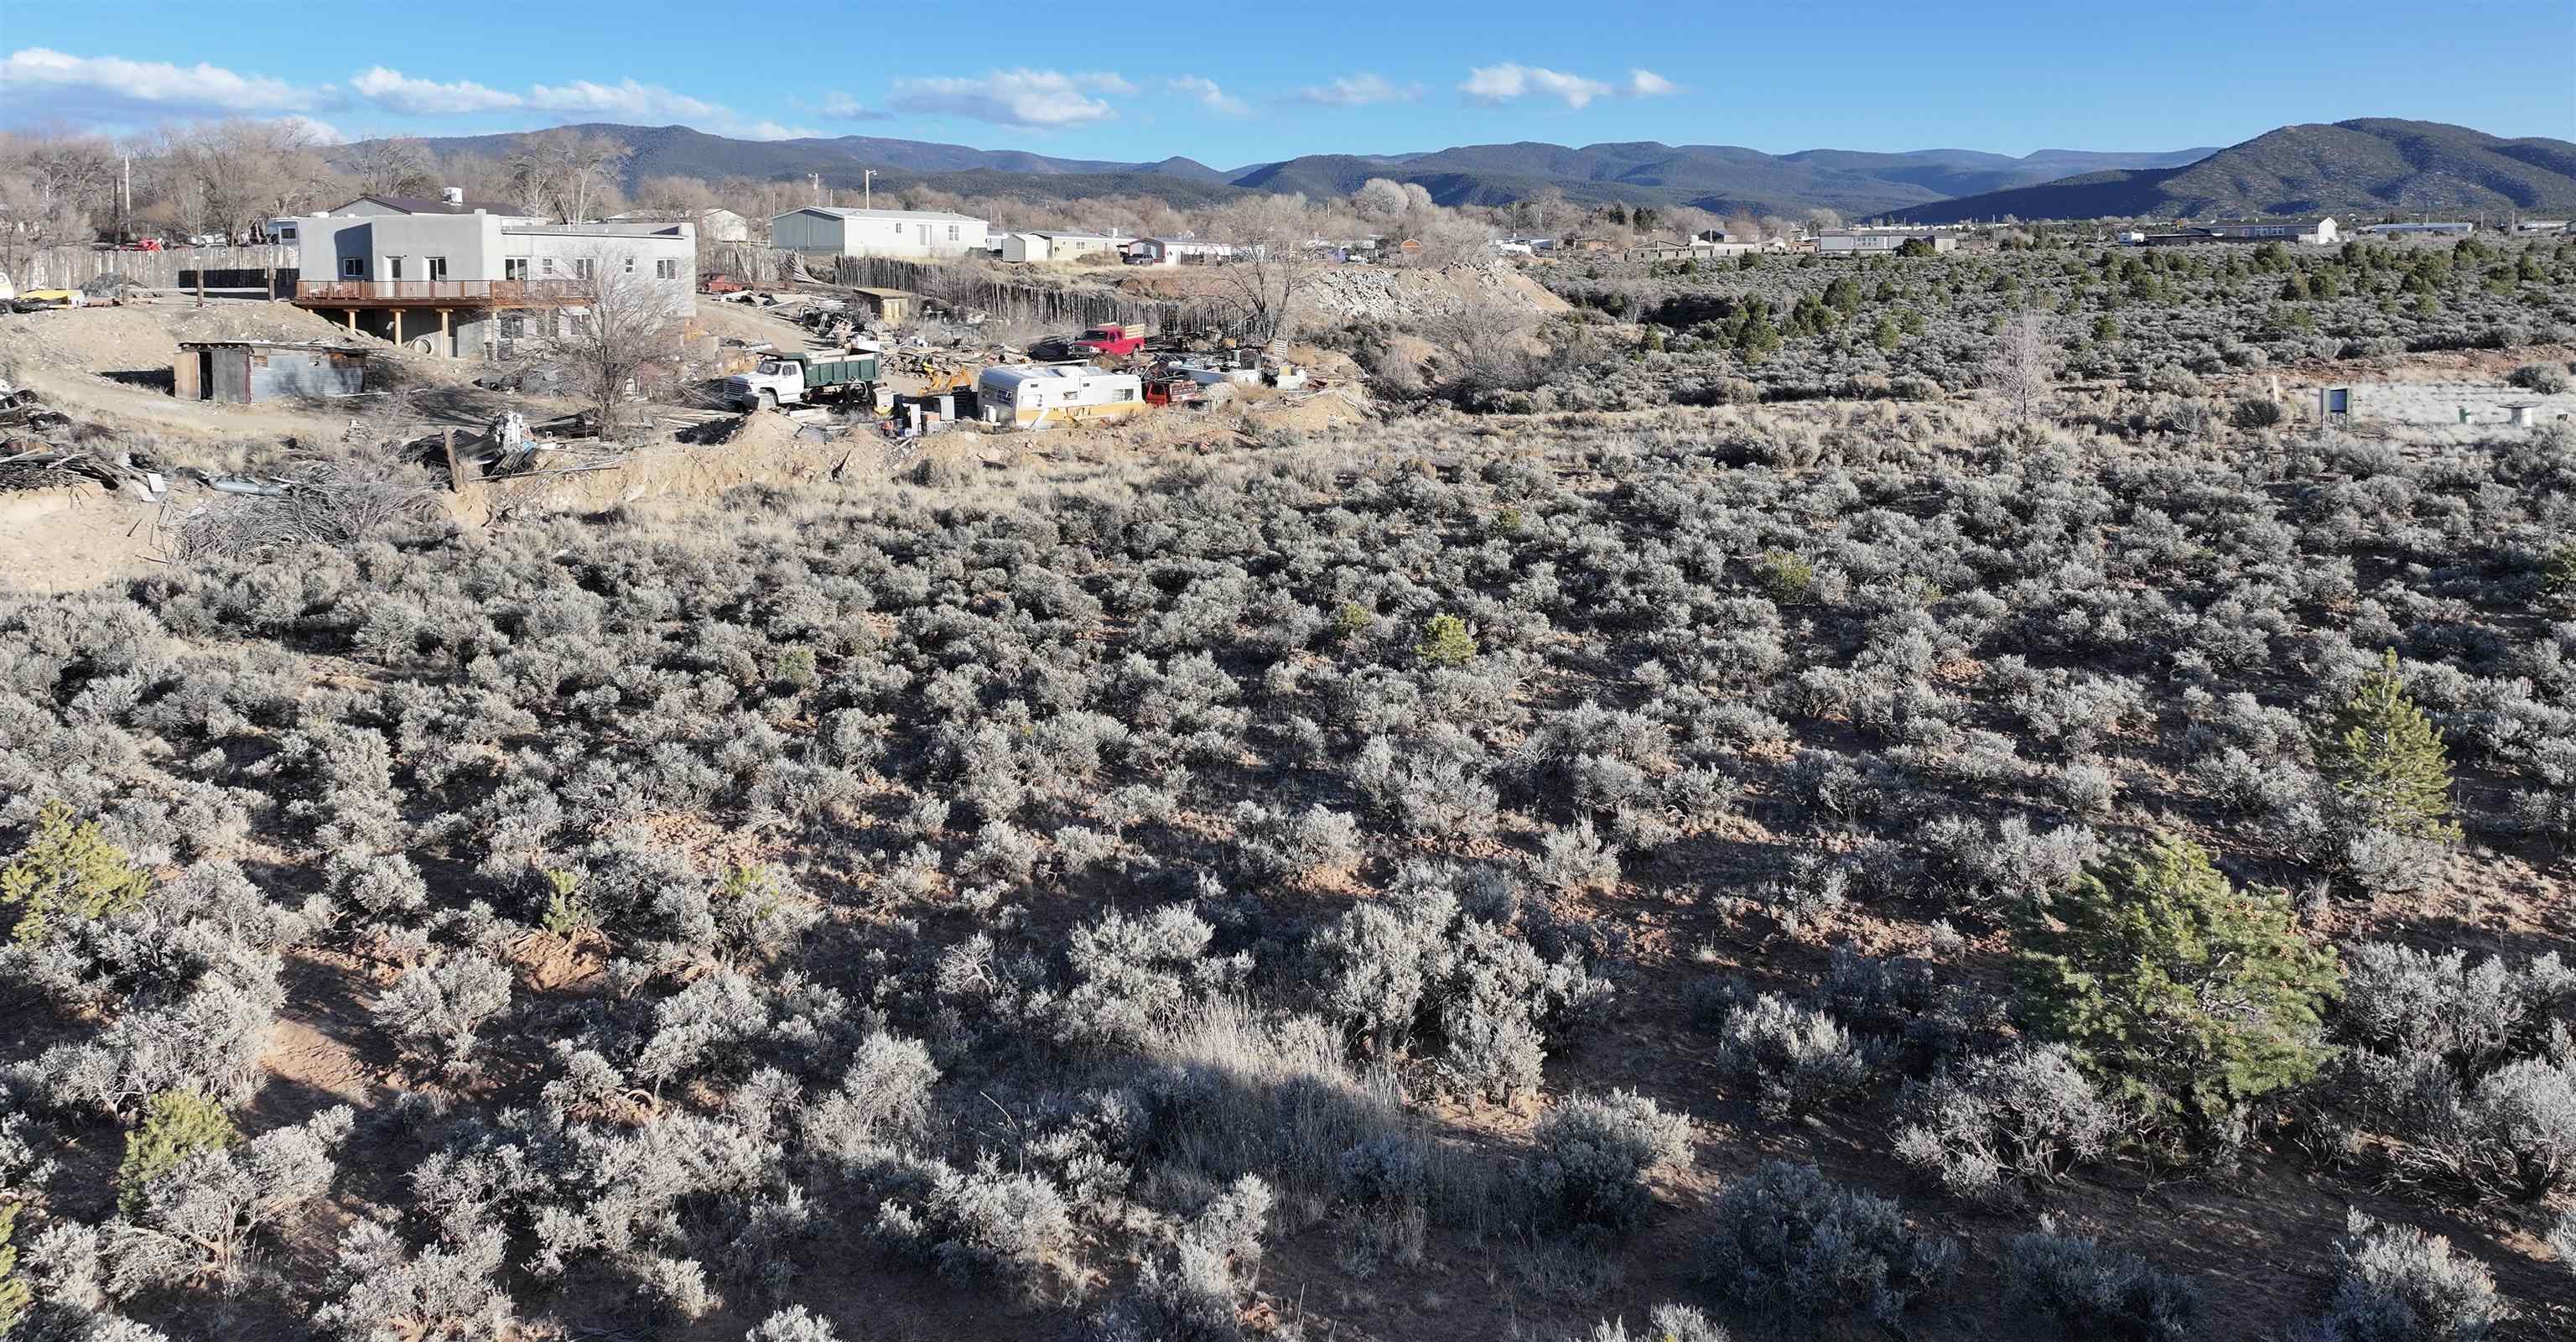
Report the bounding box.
[169,119,326,240]
[1208,196,1321,345]
[553,247,689,440]
[504,130,634,224]
[1409,212,1493,268]
[1352,178,1410,222]
[340,136,438,197]
[1990,309,2055,424]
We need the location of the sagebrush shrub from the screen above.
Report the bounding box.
[1712,991,1875,1120]
[2004,1220,2200,1342]
[1893,1043,2116,1204]
[1519,1090,1691,1240]
[2298,1209,2504,1342]
[1697,1160,1960,1325]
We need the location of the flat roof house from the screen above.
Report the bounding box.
[771,207,989,258]
[610,206,750,242]
[1815,230,1958,255]
[323,188,543,226]
[1001,231,1133,265]
[290,212,695,360]
[2359,221,2475,237]
[1125,236,1239,266]
[2127,217,2339,246]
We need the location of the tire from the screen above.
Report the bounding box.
[757,390,778,412]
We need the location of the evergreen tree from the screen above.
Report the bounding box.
[1415,615,1478,667]
[2017,839,2340,1134]
[2546,543,2576,602]
[2322,650,2460,843]
[119,1089,241,1214]
[2,799,153,945]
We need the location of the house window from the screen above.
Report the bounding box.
[426,257,448,280]
[655,259,678,279]
[277,225,297,242]
[505,257,529,281]
[948,224,959,242]
[501,315,525,338]
[340,257,363,278]
[623,256,636,274]
[574,258,595,281]
[387,257,404,280]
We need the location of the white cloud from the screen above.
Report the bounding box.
[1295,73,1421,107]
[819,91,891,121]
[343,65,805,138]
[1460,63,1680,107]
[0,47,325,116]
[887,70,1131,127]
[1462,63,1613,108]
[524,77,724,122]
[1166,75,1248,117]
[351,66,522,115]
[280,114,347,145]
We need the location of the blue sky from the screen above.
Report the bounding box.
[3,0,2569,164]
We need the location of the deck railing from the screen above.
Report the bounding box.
[293,279,585,304]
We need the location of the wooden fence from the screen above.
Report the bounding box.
[5,243,299,294]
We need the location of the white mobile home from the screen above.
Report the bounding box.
[771,207,989,258]
[1001,231,1133,265]
[976,364,1147,427]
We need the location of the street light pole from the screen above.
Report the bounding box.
[864,170,875,211]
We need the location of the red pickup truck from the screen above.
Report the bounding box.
[1070,323,1153,357]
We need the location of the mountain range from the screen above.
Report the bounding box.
[354,118,2576,224]
[1877,120,2576,223]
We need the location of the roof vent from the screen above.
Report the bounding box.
[440,186,465,205]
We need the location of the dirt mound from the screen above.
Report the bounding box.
[0,304,179,376]
[1295,261,1571,326]
[1117,261,1567,330]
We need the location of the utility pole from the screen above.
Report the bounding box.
[119,153,132,245]
[808,172,821,204]
[864,170,875,211]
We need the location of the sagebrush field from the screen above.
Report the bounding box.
[3,238,2573,1342]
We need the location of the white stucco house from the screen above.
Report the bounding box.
[290,210,694,359]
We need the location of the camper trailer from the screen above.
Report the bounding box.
[974,364,1148,429]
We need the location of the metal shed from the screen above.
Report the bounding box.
[174,341,371,403]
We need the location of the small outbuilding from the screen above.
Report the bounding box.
[849,287,928,324]
[174,341,371,403]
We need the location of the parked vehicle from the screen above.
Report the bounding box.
[700,272,748,294]
[15,289,88,310]
[118,238,165,252]
[724,350,880,411]
[1071,323,1155,357]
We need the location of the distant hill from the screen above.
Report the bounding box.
[1780,147,2217,200]
[345,119,2576,225]
[1879,119,2576,223]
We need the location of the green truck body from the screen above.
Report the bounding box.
[725,350,881,410]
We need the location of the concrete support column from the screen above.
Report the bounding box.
[438,309,451,357]
[345,308,356,333]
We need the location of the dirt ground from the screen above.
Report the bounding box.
[0,487,166,592]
